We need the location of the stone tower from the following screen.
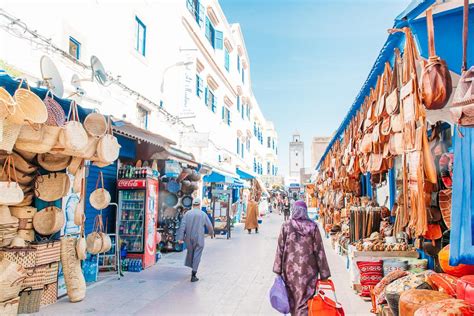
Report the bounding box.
[289,131,304,184]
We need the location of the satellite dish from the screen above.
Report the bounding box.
[71,74,86,97]
[39,56,64,97]
[90,55,109,86]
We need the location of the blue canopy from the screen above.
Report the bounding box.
[315,0,474,170]
[236,168,255,180]
[203,171,236,184]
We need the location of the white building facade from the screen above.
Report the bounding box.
[0,0,278,180]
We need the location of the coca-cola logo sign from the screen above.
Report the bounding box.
[117,179,146,188]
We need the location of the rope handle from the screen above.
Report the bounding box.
[16,78,31,91]
[1,155,20,185]
[95,171,105,190]
[66,100,80,122]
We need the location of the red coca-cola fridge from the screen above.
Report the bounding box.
[117,177,158,269]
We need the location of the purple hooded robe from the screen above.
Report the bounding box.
[273,201,331,316]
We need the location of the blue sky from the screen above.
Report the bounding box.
[220,0,411,178]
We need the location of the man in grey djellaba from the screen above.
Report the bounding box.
[177,197,214,282]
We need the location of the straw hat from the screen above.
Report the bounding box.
[37,153,72,171]
[8,236,27,248]
[13,149,36,162]
[0,206,18,225]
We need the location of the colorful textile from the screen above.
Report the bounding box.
[428,273,458,297]
[373,270,410,305]
[414,299,474,316]
[273,222,330,316]
[357,260,383,297]
[407,259,428,273]
[451,126,474,265]
[385,270,434,295]
[383,259,408,276]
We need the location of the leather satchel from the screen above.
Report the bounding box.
[386,49,401,116]
[422,123,438,184]
[438,189,452,229]
[451,0,474,126]
[389,133,403,156]
[420,8,452,110]
[360,133,372,154]
[391,113,403,133]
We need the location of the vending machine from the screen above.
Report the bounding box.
[117,177,158,269]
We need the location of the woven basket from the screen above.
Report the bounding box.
[96,134,120,163]
[99,233,111,253]
[34,172,70,202]
[40,282,57,306]
[18,287,42,314]
[37,153,71,172]
[0,297,20,316]
[10,79,48,125]
[23,262,58,289]
[0,259,27,284]
[0,118,22,152]
[58,101,88,152]
[86,232,103,255]
[9,206,36,219]
[14,192,33,207]
[68,157,84,176]
[0,87,15,119]
[13,149,36,162]
[15,125,61,154]
[84,112,107,138]
[0,248,36,268]
[17,219,33,230]
[60,237,86,302]
[43,93,65,127]
[32,206,64,236]
[89,171,110,210]
[76,237,86,260]
[0,277,25,302]
[30,240,60,266]
[0,167,34,186]
[0,152,37,174]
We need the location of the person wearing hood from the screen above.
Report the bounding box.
[273,200,331,316]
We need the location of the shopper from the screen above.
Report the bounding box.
[273,200,331,316]
[245,196,259,234]
[283,197,291,221]
[177,197,214,282]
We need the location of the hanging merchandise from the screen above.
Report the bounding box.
[420,8,452,110]
[95,117,120,164]
[0,155,24,206]
[0,206,19,247]
[0,87,15,144]
[37,153,72,172]
[89,171,111,210]
[83,111,107,138]
[10,79,48,126]
[76,216,87,260]
[58,100,88,152]
[86,215,106,255]
[60,237,86,302]
[32,206,65,236]
[451,0,474,126]
[34,172,71,202]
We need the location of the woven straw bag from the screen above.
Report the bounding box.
[23,262,59,290]
[0,156,24,205]
[9,206,36,219]
[14,192,34,207]
[30,240,61,266]
[17,229,34,242]
[18,287,43,314]
[0,248,36,268]
[34,172,70,202]
[86,215,105,255]
[15,125,61,154]
[89,171,111,210]
[14,149,36,162]
[67,157,83,176]
[0,297,20,315]
[0,259,27,284]
[60,237,86,302]
[96,117,120,163]
[73,177,85,226]
[99,218,111,253]
[84,112,107,138]
[10,79,48,125]
[43,92,65,127]
[72,165,85,193]
[58,101,88,152]
[37,153,71,172]
[0,117,22,152]
[32,206,64,236]
[0,87,15,119]
[0,152,37,174]
[0,277,25,303]
[40,282,57,306]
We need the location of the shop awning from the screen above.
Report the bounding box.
[204,167,240,184]
[112,120,175,149]
[236,168,255,180]
[150,146,198,167]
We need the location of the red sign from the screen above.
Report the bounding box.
[117,179,146,189]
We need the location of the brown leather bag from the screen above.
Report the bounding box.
[422,123,438,184]
[438,189,452,229]
[391,113,403,133]
[420,8,452,110]
[399,289,451,316]
[386,49,401,116]
[389,132,404,155]
[451,0,474,126]
[361,132,372,154]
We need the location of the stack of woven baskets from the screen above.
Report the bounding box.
[0,239,61,313]
[0,259,26,315]
[0,206,19,247]
[10,206,36,242]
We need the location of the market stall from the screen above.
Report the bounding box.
[314,1,474,314]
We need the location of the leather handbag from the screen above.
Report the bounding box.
[386,49,401,116]
[389,133,403,156]
[422,124,437,184]
[420,8,452,110]
[391,113,403,133]
[438,189,452,229]
[360,132,372,154]
[451,0,474,126]
[308,280,345,316]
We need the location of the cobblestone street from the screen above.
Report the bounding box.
[40,213,370,315]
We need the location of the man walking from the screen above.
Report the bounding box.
[177,197,214,282]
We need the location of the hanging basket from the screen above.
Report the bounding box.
[43,92,66,127]
[15,125,61,154]
[83,112,107,138]
[32,206,65,236]
[0,156,25,206]
[18,287,43,314]
[34,172,71,202]
[37,153,72,172]
[89,171,111,210]
[0,118,22,152]
[58,101,88,152]
[10,79,48,125]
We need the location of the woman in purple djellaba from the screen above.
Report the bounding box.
[273,200,331,316]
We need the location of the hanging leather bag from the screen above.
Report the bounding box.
[451,0,474,126]
[421,8,453,110]
[386,49,401,116]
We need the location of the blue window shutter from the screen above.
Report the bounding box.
[237,138,240,154]
[198,3,205,26]
[205,17,212,43]
[204,87,208,106]
[221,106,224,120]
[227,110,231,126]
[241,144,244,158]
[215,30,223,50]
[212,94,216,112]
[236,96,240,111]
[242,69,245,83]
[237,55,240,72]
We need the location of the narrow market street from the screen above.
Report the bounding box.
[40,213,370,316]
